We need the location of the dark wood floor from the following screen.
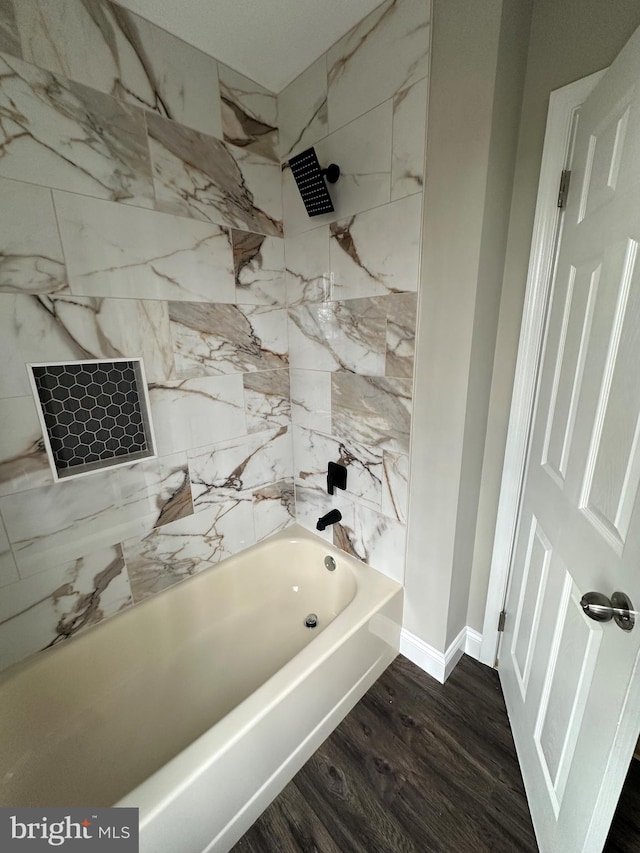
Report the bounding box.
[233,655,538,853]
[234,654,640,852]
[606,755,640,852]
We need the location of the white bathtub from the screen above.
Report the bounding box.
[0,523,403,852]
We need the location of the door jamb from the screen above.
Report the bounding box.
[479,70,605,667]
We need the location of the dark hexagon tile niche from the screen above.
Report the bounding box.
[29,359,156,480]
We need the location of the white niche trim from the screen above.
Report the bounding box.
[28,358,157,483]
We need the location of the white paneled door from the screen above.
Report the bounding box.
[500,25,640,853]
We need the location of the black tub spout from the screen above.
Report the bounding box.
[316,509,342,531]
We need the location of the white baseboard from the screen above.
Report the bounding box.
[465,627,483,661]
[400,626,484,684]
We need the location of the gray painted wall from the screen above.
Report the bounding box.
[467,0,640,633]
[404,0,532,650]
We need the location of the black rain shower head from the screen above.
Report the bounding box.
[288,147,340,217]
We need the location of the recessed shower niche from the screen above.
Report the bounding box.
[28,358,157,482]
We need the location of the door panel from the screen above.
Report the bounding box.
[534,573,602,817]
[500,23,640,853]
[511,515,551,700]
[580,238,640,550]
[541,259,600,488]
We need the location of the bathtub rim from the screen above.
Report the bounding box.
[115,522,402,829]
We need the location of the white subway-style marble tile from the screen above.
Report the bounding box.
[0,294,90,398]
[0,453,193,577]
[169,302,288,378]
[327,0,430,133]
[0,52,154,206]
[243,369,291,433]
[329,193,423,299]
[55,192,235,305]
[332,373,412,455]
[0,293,174,398]
[0,0,20,58]
[294,483,345,544]
[149,375,246,456]
[283,101,393,237]
[148,113,283,237]
[290,368,331,433]
[232,230,286,306]
[0,516,19,587]
[285,226,331,306]
[123,500,255,603]
[385,291,418,378]
[219,63,278,161]
[0,177,68,294]
[253,478,295,541]
[14,0,223,138]
[0,395,51,496]
[292,425,383,511]
[188,426,293,512]
[333,501,406,583]
[381,451,409,524]
[391,76,428,201]
[288,296,387,374]
[277,55,328,161]
[0,544,132,672]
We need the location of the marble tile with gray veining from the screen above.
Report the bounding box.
[294,483,355,545]
[147,113,283,237]
[232,230,286,306]
[55,191,235,305]
[0,452,193,576]
[381,451,409,524]
[243,369,291,433]
[293,425,383,511]
[123,499,255,603]
[0,294,96,397]
[0,51,153,205]
[0,395,51,496]
[277,54,328,160]
[149,375,246,457]
[288,296,386,374]
[290,368,331,433]
[75,296,175,383]
[0,177,68,294]
[282,100,393,237]
[0,0,20,58]
[385,291,417,378]
[0,544,132,672]
[0,293,173,397]
[333,501,406,583]
[329,193,423,299]
[327,0,430,133]
[285,225,331,305]
[391,76,428,200]
[332,373,412,455]
[253,478,294,541]
[188,426,293,512]
[14,0,223,138]
[49,294,174,384]
[219,64,278,161]
[0,516,18,587]
[169,301,288,378]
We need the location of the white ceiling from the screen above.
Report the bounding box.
[115,0,387,93]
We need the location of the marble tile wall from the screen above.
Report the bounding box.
[280,0,430,581]
[0,0,291,672]
[0,0,431,672]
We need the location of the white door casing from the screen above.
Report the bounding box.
[493,25,640,853]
